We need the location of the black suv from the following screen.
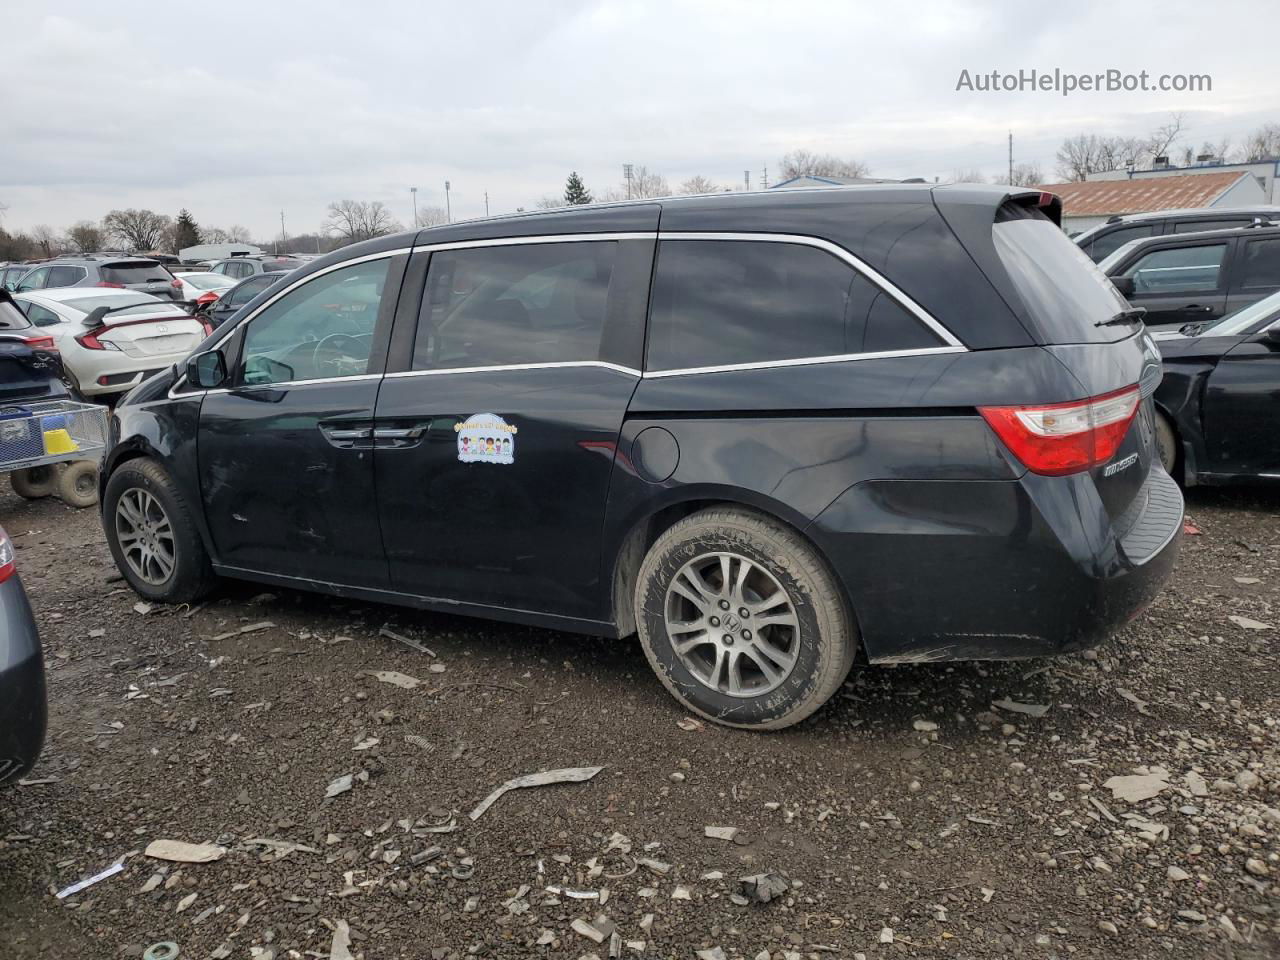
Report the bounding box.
[14,256,182,301]
[1075,206,1280,262]
[99,186,1181,730]
[1100,224,1280,331]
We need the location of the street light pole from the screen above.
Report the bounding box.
[445,180,452,223]
[410,187,418,226]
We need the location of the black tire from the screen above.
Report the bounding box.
[10,465,57,499]
[634,507,856,730]
[55,460,99,508]
[103,457,216,603]
[1155,411,1179,477]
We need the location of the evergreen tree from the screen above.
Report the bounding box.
[564,171,592,205]
[173,209,202,252]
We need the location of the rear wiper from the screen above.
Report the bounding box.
[1096,307,1147,327]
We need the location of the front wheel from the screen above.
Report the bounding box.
[634,507,856,730]
[103,457,216,603]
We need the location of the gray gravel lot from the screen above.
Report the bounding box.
[0,483,1276,959]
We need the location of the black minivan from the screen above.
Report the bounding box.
[100,186,1181,729]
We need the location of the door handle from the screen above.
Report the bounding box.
[324,427,373,440]
[372,426,426,440]
[319,422,374,449]
[1182,305,1214,312]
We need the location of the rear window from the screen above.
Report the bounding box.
[62,294,161,314]
[101,262,173,284]
[261,259,303,273]
[646,240,941,372]
[993,205,1132,344]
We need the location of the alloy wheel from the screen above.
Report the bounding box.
[115,488,176,585]
[663,551,800,697]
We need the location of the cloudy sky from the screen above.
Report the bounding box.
[2,0,1276,242]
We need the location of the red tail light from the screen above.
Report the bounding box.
[0,526,15,583]
[76,328,113,351]
[21,335,57,350]
[171,278,183,291]
[200,320,213,336]
[195,291,219,305]
[96,281,124,289]
[979,385,1141,476]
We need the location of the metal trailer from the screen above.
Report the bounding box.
[0,400,110,508]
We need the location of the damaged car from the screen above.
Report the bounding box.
[99,185,1181,729]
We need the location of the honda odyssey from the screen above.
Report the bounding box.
[100,185,1181,729]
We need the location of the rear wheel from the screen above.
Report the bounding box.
[1155,411,1179,476]
[103,458,215,603]
[634,507,856,730]
[55,460,99,508]
[10,465,57,499]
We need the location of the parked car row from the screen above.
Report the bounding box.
[1074,206,1280,262]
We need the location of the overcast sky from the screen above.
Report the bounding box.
[2,0,1276,242]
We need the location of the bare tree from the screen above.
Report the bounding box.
[678,175,722,195]
[414,206,449,227]
[1007,162,1044,186]
[533,196,563,210]
[66,221,104,254]
[597,166,671,202]
[1240,123,1280,161]
[950,169,987,184]
[226,224,253,243]
[102,208,172,251]
[1147,113,1185,161]
[323,200,402,245]
[778,149,871,180]
[30,224,63,258]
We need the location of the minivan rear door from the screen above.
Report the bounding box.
[1109,238,1233,331]
[372,233,654,623]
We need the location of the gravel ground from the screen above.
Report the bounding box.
[0,482,1276,960]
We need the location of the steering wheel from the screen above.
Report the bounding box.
[312,333,370,376]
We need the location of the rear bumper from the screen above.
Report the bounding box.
[807,465,1182,663]
[0,576,47,785]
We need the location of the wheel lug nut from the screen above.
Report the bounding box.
[739,607,750,618]
[718,600,730,610]
[722,634,733,645]
[709,616,720,627]
[742,629,752,640]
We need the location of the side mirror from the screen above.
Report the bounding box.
[1263,327,1280,347]
[1111,276,1136,298]
[186,349,227,388]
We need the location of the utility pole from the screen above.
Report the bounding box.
[410,186,418,226]
[444,180,452,223]
[484,191,490,217]
[762,164,769,190]
[744,169,751,191]
[279,210,286,255]
[1008,131,1014,185]
[623,163,634,200]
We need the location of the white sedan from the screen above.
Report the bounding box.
[173,271,237,309]
[12,288,209,398]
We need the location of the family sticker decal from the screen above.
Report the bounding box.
[456,413,517,464]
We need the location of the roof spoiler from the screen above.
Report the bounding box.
[1009,189,1062,227]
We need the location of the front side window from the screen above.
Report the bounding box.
[16,267,49,291]
[1238,238,1280,289]
[646,240,939,372]
[413,241,617,370]
[1120,243,1228,294]
[240,258,390,385]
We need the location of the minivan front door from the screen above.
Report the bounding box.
[373,237,653,624]
[197,253,405,588]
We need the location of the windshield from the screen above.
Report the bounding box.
[62,294,162,314]
[1196,289,1280,337]
[993,206,1132,344]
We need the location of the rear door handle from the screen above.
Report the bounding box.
[372,426,426,440]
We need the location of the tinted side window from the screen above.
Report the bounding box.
[1086,223,1157,262]
[1238,238,1280,289]
[646,240,939,372]
[47,266,85,287]
[19,303,60,326]
[414,241,617,370]
[1120,243,1228,294]
[240,258,390,385]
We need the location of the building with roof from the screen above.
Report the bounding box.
[1085,158,1279,205]
[1036,171,1267,233]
